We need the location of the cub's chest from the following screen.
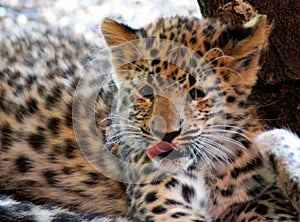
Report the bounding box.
[163,171,210,217]
[133,170,211,220]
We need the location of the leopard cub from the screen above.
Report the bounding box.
[0,15,299,222]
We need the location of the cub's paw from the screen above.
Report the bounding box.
[254,129,300,213]
[254,129,300,178]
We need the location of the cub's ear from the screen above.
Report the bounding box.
[221,15,272,85]
[223,15,271,58]
[101,19,137,46]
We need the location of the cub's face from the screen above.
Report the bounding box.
[101,15,270,172]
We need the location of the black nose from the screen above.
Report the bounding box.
[161,129,181,143]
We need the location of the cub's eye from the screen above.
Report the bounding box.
[138,85,154,100]
[188,88,206,101]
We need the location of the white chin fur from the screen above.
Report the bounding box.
[152,155,193,173]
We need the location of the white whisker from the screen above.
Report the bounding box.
[195,140,232,165]
[201,55,234,70]
[202,128,250,141]
[199,137,234,156]
[161,76,186,91]
[189,143,211,166]
[207,125,250,133]
[108,124,140,131]
[201,134,247,150]
[102,34,146,60]
[202,66,245,82]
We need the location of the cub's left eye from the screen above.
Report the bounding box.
[138,85,154,100]
[188,88,206,101]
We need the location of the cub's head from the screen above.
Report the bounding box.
[101,15,270,172]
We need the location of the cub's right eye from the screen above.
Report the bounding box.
[138,85,154,100]
[188,88,206,101]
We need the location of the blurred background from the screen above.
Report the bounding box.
[0,0,201,40]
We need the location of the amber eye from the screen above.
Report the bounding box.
[188,88,206,100]
[138,85,154,100]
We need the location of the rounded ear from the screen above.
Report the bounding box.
[223,15,272,59]
[220,15,272,85]
[100,18,137,47]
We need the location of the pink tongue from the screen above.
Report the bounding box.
[147,141,178,159]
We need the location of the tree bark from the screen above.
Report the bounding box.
[197,0,300,135]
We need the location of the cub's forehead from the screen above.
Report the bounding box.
[139,16,220,41]
[102,15,270,88]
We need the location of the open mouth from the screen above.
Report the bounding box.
[146,141,179,159]
[147,141,193,172]
[158,149,173,158]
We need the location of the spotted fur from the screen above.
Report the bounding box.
[0,15,299,222]
[0,24,127,217]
